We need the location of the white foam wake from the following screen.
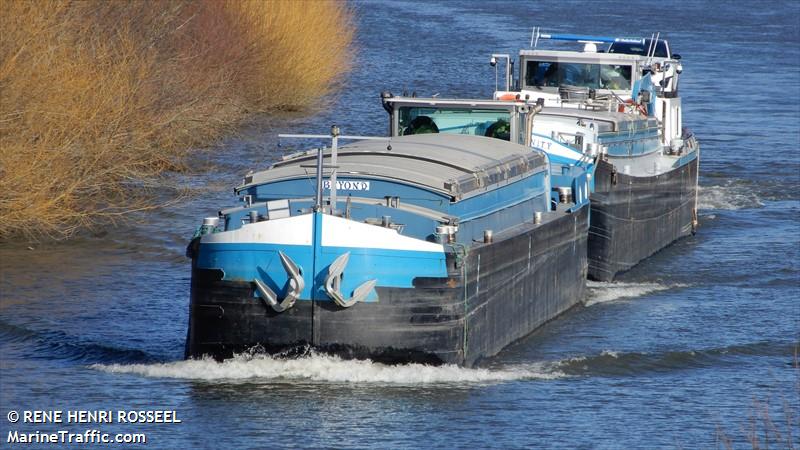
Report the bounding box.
[698,184,763,211]
[585,280,685,306]
[92,353,564,385]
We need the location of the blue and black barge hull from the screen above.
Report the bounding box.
[186,204,588,367]
[185,133,590,367]
[587,153,699,281]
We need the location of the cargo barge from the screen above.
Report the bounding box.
[185,127,589,366]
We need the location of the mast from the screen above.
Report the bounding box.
[278,128,390,215]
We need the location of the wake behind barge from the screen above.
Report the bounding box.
[186,131,589,366]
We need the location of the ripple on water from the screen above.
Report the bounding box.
[585,280,688,306]
[698,183,764,211]
[550,341,797,378]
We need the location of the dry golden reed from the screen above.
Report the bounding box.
[0,0,354,240]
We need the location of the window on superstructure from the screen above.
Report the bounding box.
[608,39,669,58]
[524,61,632,90]
[398,107,512,141]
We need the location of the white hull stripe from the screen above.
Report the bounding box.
[321,214,444,253]
[202,213,313,245]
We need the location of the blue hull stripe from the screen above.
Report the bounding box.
[196,212,447,303]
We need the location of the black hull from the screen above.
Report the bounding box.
[588,156,699,281]
[186,206,588,367]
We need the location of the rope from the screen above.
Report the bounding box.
[447,242,469,362]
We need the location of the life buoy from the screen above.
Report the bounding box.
[498,93,518,101]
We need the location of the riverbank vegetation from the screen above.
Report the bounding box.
[0,0,354,240]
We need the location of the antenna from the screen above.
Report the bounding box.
[329,125,339,213]
[652,32,661,62]
[490,54,512,92]
[315,146,324,211]
[646,32,660,66]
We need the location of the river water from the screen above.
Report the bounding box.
[1,1,798,448]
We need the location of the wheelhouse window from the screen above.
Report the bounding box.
[524,60,632,90]
[398,107,512,141]
[608,39,669,58]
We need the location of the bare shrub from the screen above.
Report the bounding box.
[0,0,354,240]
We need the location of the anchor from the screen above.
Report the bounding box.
[253,251,304,312]
[324,252,377,308]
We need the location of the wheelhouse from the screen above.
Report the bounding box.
[381,94,594,206]
[489,29,686,148]
[382,95,535,145]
